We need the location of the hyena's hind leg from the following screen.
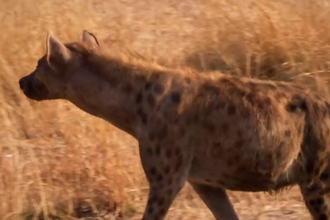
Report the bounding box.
[299,164,330,220]
[190,182,240,220]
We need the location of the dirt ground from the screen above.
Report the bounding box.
[1,0,330,219]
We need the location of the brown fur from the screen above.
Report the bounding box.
[19,30,330,220]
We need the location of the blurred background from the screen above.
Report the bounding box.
[1,0,330,219]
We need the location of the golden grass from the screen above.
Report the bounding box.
[1,0,330,219]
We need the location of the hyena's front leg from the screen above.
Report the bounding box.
[139,140,192,220]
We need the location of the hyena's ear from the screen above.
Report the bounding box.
[46,32,72,68]
[80,30,99,51]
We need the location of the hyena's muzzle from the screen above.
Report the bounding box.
[19,72,49,101]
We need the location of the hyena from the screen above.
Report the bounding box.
[19,30,330,220]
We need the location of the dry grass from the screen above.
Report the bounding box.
[2,0,330,219]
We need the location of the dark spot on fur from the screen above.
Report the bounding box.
[223,173,231,179]
[124,118,131,127]
[313,206,320,213]
[145,82,152,91]
[155,144,161,156]
[306,162,314,174]
[148,206,154,214]
[309,199,316,206]
[256,100,265,109]
[287,94,307,112]
[157,197,165,206]
[148,131,155,141]
[150,167,157,176]
[227,105,236,115]
[185,117,192,125]
[147,94,156,109]
[122,84,133,93]
[234,139,244,148]
[174,147,180,156]
[193,114,199,122]
[185,77,191,84]
[171,92,181,104]
[245,93,270,109]
[137,108,147,124]
[320,172,330,181]
[147,147,153,156]
[221,122,229,133]
[201,106,213,117]
[158,208,166,216]
[285,130,291,137]
[165,148,173,159]
[157,124,168,140]
[248,82,259,92]
[264,97,272,106]
[318,214,327,220]
[232,155,239,161]
[245,93,256,105]
[164,165,170,174]
[178,128,186,137]
[167,178,172,185]
[104,75,119,86]
[151,72,161,80]
[203,121,216,133]
[275,150,282,160]
[241,109,250,118]
[228,87,243,97]
[236,165,247,173]
[216,99,226,110]
[136,92,143,104]
[156,174,163,182]
[214,142,221,147]
[287,103,297,112]
[154,83,165,95]
[175,155,183,172]
[315,198,324,205]
[237,89,247,97]
[201,84,220,106]
[149,195,158,204]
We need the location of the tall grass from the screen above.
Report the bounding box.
[1,0,329,219]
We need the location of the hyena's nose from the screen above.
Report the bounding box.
[19,77,29,91]
[19,78,25,90]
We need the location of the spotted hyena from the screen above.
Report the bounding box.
[19,30,330,220]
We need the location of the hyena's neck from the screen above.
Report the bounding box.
[68,53,169,138]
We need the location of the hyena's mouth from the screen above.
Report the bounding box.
[19,76,49,101]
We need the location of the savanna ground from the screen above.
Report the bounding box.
[1,0,330,219]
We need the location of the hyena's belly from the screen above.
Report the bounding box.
[188,150,299,192]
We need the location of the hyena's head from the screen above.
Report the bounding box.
[19,30,99,101]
